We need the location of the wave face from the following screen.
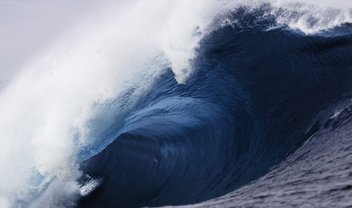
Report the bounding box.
[0,1,352,208]
[79,6,352,208]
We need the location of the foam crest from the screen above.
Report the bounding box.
[220,0,351,34]
[270,0,352,33]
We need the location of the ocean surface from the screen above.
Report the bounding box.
[0,1,351,208]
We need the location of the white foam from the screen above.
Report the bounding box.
[0,0,224,207]
[0,0,351,207]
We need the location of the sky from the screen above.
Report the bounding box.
[0,0,97,81]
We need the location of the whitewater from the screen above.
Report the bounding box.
[0,0,351,207]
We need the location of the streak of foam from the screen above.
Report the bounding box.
[79,177,103,197]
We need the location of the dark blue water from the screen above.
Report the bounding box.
[78,9,352,208]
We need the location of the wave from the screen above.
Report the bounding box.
[78,13,352,208]
[0,1,351,208]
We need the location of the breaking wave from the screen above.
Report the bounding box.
[0,0,351,207]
